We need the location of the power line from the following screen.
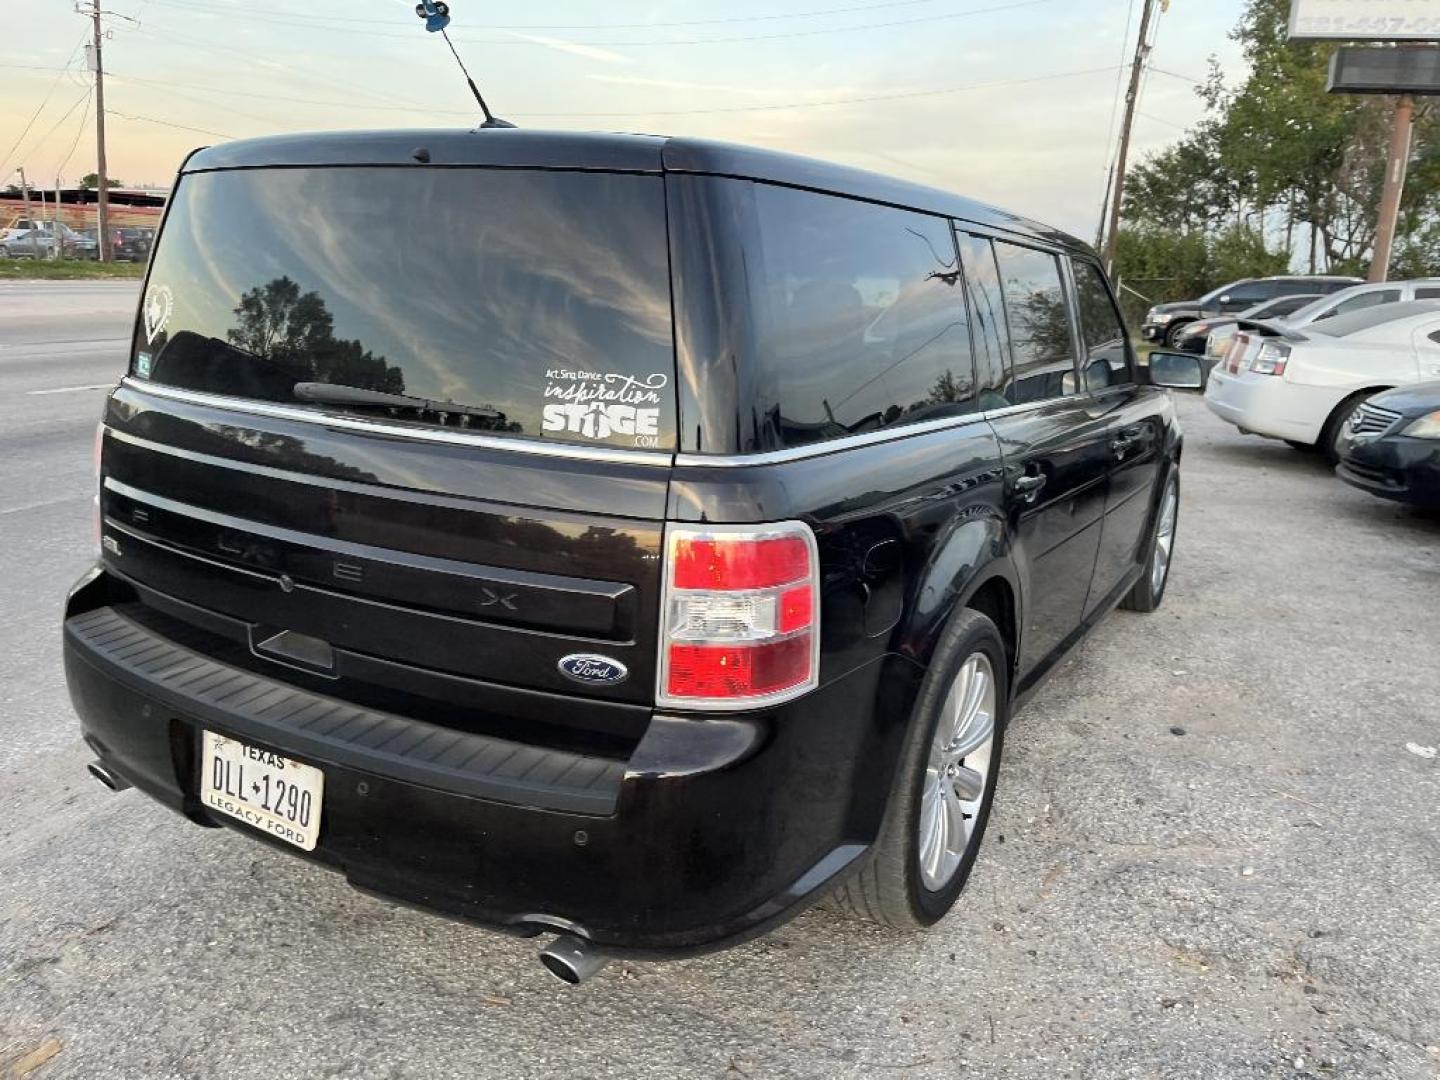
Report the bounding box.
[128,0,1056,46]
[55,90,94,180]
[144,0,954,30]
[101,63,1119,122]
[1101,0,1160,275]
[106,69,470,115]
[1096,0,1139,243]
[1137,110,1188,131]
[108,111,235,139]
[6,87,93,176]
[125,23,433,114]
[517,65,1120,118]
[0,63,77,73]
[1148,66,1203,84]
[0,34,88,177]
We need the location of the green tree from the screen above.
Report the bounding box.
[1117,0,1440,290]
[228,276,405,395]
[77,173,122,190]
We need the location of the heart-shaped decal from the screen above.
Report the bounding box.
[143,285,173,345]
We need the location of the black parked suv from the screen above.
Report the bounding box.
[63,130,1199,981]
[112,227,155,262]
[1142,274,1360,348]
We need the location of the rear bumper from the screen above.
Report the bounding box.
[1337,434,1440,506]
[1203,370,1325,443]
[64,568,915,957]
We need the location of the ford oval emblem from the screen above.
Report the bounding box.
[558,654,629,686]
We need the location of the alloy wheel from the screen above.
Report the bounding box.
[1151,477,1178,595]
[918,652,997,891]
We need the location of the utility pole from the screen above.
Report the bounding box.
[1101,0,1158,278]
[1368,94,1414,283]
[17,167,39,258]
[87,0,112,263]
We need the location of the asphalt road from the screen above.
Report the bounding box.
[2,281,1438,1080]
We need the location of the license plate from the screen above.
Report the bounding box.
[200,731,324,851]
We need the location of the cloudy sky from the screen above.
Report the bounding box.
[2,0,1246,237]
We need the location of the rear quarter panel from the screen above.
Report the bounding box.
[666,420,1011,835]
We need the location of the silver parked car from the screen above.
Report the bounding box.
[0,228,61,258]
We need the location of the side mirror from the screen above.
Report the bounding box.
[1147,351,1204,391]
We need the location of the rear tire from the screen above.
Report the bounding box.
[832,609,1008,930]
[1318,392,1373,467]
[1121,468,1179,613]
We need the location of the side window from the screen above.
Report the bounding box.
[1333,290,1400,316]
[1416,287,1440,299]
[955,232,1011,410]
[1225,282,1274,307]
[746,184,977,446]
[1072,259,1132,390]
[992,240,1079,405]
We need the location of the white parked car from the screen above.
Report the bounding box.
[1205,278,1440,367]
[1204,299,1440,462]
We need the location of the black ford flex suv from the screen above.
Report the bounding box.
[63,130,1198,982]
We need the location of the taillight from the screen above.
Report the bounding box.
[658,522,821,709]
[1250,340,1291,376]
[93,422,105,552]
[1225,333,1249,374]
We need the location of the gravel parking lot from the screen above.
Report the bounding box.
[2,282,1438,1079]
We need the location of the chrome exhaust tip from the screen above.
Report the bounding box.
[538,934,608,986]
[87,761,130,792]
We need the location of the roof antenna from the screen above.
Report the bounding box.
[414,2,515,129]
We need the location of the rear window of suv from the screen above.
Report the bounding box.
[669,176,978,452]
[133,167,677,452]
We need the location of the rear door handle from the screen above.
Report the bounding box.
[1111,425,1144,454]
[1014,473,1047,502]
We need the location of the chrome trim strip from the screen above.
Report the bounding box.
[118,378,677,468]
[980,399,1062,421]
[121,378,1132,472]
[673,413,992,468]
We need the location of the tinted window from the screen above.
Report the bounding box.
[1416,287,1440,299]
[956,233,1011,409]
[1224,281,1274,305]
[711,181,976,449]
[1332,289,1400,316]
[135,167,676,452]
[1272,280,1328,298]
[1309,299,1440,337]
[1255,294,1319,318]
[992,240,1077,404]
[1072,259,1132,390]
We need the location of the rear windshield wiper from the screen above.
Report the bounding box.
[294,382,501,421]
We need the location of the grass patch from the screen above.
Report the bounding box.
[0,258,145,280]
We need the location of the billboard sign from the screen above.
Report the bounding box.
[1290,0,1440,40]
[1329,44,1440,92]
